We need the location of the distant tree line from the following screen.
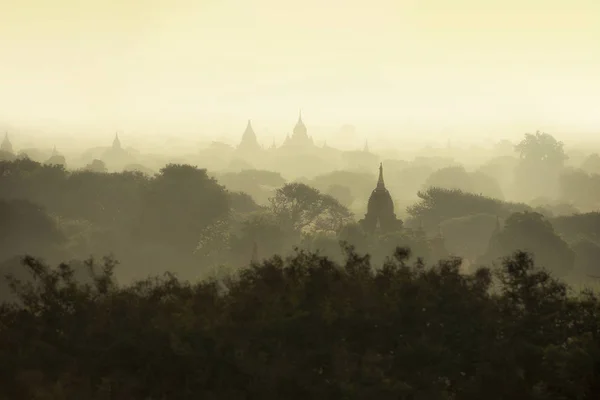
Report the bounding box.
[2,154,600,288]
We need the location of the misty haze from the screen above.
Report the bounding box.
[2,0,600,398]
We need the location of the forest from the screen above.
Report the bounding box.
[2,131,600,398]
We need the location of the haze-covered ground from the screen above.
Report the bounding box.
[2,125,600,287]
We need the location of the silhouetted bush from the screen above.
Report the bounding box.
[1,247,600,399]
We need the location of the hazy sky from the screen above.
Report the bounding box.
[1,0,599,137]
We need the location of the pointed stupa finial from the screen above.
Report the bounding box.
[1,132,13,153]
[243,119,256,137]
[239,119,260,151]
[298,109,302,123]
[364,140,370,153]
[376,162,385,189]
[113,131,121,148]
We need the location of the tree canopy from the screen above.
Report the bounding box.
[1,248,600,399]
[481,211,575,277]
[0,199,64,260]
[134,164,230,251]
[515,131,568,167]
[269,182,353,234]
[424,165,504,199]
[407,187,529,232]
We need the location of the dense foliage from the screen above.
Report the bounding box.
[1,248,600,399]
[3,153,600,284]
[406,187,530,231]
[481,211,575,277]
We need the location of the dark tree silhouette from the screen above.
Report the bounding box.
[1,248,599,399]
[134,164,230,251]
[481,211,575,277]
[270,182,353,233]
[407,187,529,232]
[0,199,65,261]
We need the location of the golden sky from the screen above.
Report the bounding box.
[0,0,599,136]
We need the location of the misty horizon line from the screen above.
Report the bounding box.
[2,110,600,152]
[2,118,599,138]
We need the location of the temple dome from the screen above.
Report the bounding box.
[360,163,402,233]
[367,185,395,216]
[292,111,308,138]
[367,162,395,216]
[1,133,13,154]
[282,110,314,148]
[238,119,261,152]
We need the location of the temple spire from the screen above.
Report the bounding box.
[1,132,13,153]
[242,119,256,139]
[290,109,309,143]
[376,162,385,189]
[364,140,370,153]
[112,132,121,149]
[239,119,260,151]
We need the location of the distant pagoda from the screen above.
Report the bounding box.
[1,133,13,154]
[282,110,315,148]
[359,163,402,233]
[237,120,262,153]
